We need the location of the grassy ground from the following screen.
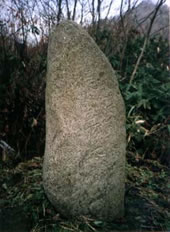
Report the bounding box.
[0,156,169,232]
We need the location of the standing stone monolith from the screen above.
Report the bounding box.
[43,20,126,221]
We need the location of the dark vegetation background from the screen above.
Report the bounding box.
[0,0,169,166]
[0,0,169,231]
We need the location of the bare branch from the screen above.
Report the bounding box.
[129,0,166,84]
[105,0,114,20]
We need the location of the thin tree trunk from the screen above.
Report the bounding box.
[57,0,62,23]
[80,0,84,25]
[65,0,71,19]
[72,0,78,21]
[97,0,101,29]
[92,0,95,26]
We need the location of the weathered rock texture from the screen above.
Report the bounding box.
[43,20,126,221]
